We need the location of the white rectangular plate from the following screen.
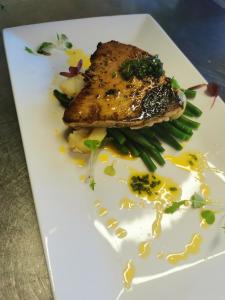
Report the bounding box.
[3,14,225,300]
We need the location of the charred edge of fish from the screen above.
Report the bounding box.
[141,84,181,118]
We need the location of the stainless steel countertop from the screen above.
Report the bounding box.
[0,1,224,299]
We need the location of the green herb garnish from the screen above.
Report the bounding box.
[65,41,73,49]
[190,193,205,208]
[0,3,5,10]
[89,177,96,190]
[112,71,117,78]
[57,33,73,49]
[130,175,151,194]
[169,186,178,191]
[25,46,35,54]
[84,140,101,191]
[201,210,215,225]
[36,33,73,56]
[164,193,206,214]
[119,55,164,80]
[164,200,186,214]
[130,174,161,195]
[104,164,116,176]
[84,140,101,151]
[60,33,68,42]
[37,42,55,55]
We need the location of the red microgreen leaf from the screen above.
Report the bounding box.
[188,82,220,109]
[206,82,220,109]
[206,82,220,96]
[188,83,206,90]
[68,66,79,74]
[60,59,83,78]
[76,59,83,71]
[59,71,76,77]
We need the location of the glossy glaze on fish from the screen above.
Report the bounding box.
[63,41,184,128]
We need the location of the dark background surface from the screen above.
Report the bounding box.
[0,0,224,299]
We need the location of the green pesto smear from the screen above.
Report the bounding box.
[130,174,161,196]
[119,55,164,80]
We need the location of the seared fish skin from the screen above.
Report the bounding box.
[63,41,184,129]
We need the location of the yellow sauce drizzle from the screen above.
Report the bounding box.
[94,200,101,208]
[115,227,127,239]
[79,175,86,182]
[157,251,165,259]
[66,48,90,70]
[103,144,135,160]
[98,153,109,163]
[118,178,128,185]
[138,241,151,259]
[73,158,86,167]
[59,145,66,154]
[152,200,164,238]
[166,234,202,265]
[128,171,181,203]
[138,200,147,208]
[200,218,209,229]
[54,128,60,136]
[165,152,205,172]
[128,171,180,239]
[50,90,57,102]
[98,207,108,217]
[120,197,136,209]
[106,218,119,229]
[123,260,135,289]
[165,152,210,198]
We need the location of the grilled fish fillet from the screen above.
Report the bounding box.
[63,41,184,129]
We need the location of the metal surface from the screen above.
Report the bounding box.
[0,0,224,299]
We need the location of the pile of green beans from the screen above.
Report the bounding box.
[107,101,202,172]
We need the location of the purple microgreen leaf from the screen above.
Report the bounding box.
[206,82,220,109]
[76,59,83,71]
[60,59,83,78]
[59,71,76,78]
[188,83,207,90]
[188,82,220,109]
[68,66,79,75]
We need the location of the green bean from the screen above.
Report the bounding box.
[112,139,129,154]
[185,101,202,117]
[125,140,140,157]
[107,128,126,145]
[184,89,197,99]
[143,135,165,153]
[53,89,72,108]
[178,115,200,129]
[121,128,157,150]
[171,119,193,135]
[140,151,157,172]
[120,128,165,166]
[158,123,192,141]
[152,127,183,151]
[137,127,155,138]
[137,128,164,152]
[183,108,196,117]
[135,144,157,172]
[150,137,165,152]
